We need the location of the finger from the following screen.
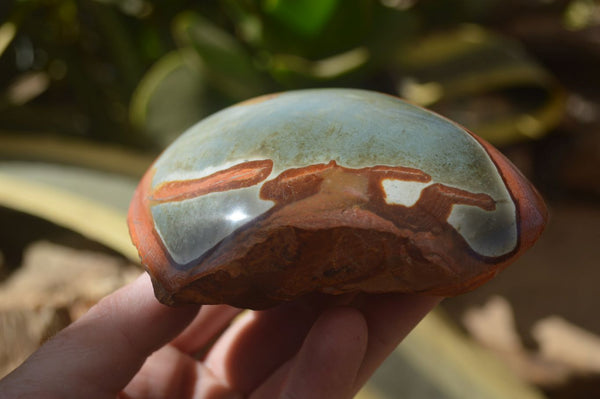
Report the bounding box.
[120,346,199,399]
[352,293,441,391]
[203,297,333,394]
[171,305,243,355]
[0,273,200,398]
[120,345,240,399]
[252,307,368,399]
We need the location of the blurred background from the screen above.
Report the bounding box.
[0,0,599,398]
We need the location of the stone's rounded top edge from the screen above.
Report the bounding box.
[233,92,283,107]
[192,88,457,128]
[231,88,472,132]
[231,88,443,116]
[158,88,475,171]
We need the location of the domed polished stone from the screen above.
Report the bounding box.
[128,89,548,309]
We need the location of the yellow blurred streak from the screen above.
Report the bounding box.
[355,385,385,399]
[0,22,16,58]
[0,133,154,177]
[270,46,370,80]
[395,310,546,399]
[0,172,139,262]
[6,72,50,106]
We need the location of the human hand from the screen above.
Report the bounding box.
[0,273,440,399]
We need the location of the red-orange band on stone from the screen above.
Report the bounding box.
[152,159,273,203]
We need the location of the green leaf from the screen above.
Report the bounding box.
[257,0,373,60]
[262,0,340,37]
[395,25,565,145]
[130,50,229,148]
[173,12,268,100]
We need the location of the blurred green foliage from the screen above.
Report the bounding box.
[0,0,576,149]
[2,5,600,399]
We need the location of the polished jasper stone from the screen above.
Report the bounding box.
[128,89,548,309]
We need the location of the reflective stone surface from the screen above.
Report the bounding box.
[128,89,548,308]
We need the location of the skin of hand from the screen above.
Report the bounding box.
[0,273,440,399]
